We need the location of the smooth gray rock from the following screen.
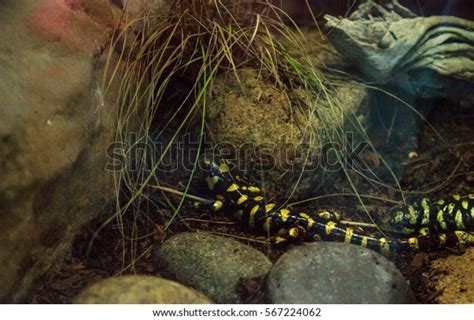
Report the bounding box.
[154,232,272,303]
[267,242,415,304]
[73,275,213,304]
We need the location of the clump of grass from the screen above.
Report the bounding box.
[97,0,401,270]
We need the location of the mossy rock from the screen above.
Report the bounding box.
[206,68,368,200]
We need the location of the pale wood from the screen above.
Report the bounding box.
[324,0,474,99]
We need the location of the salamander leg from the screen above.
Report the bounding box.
[194,197,231,212]
[314,210,342,222]
[272,226,307,246]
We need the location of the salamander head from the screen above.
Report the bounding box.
[201,157,224,176]
[201,156,227,191]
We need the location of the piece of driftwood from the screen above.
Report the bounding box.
[324,0,474,99]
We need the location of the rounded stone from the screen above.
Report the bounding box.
[73,275,212,304]
[154,232,272,303]
[206,68,367,200]
[266,242,415,303]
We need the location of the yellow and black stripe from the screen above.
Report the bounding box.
[200,158,474,255]
[388,195,474,234]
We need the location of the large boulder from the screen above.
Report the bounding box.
[206,68,368,200]
[0,0,126,302]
